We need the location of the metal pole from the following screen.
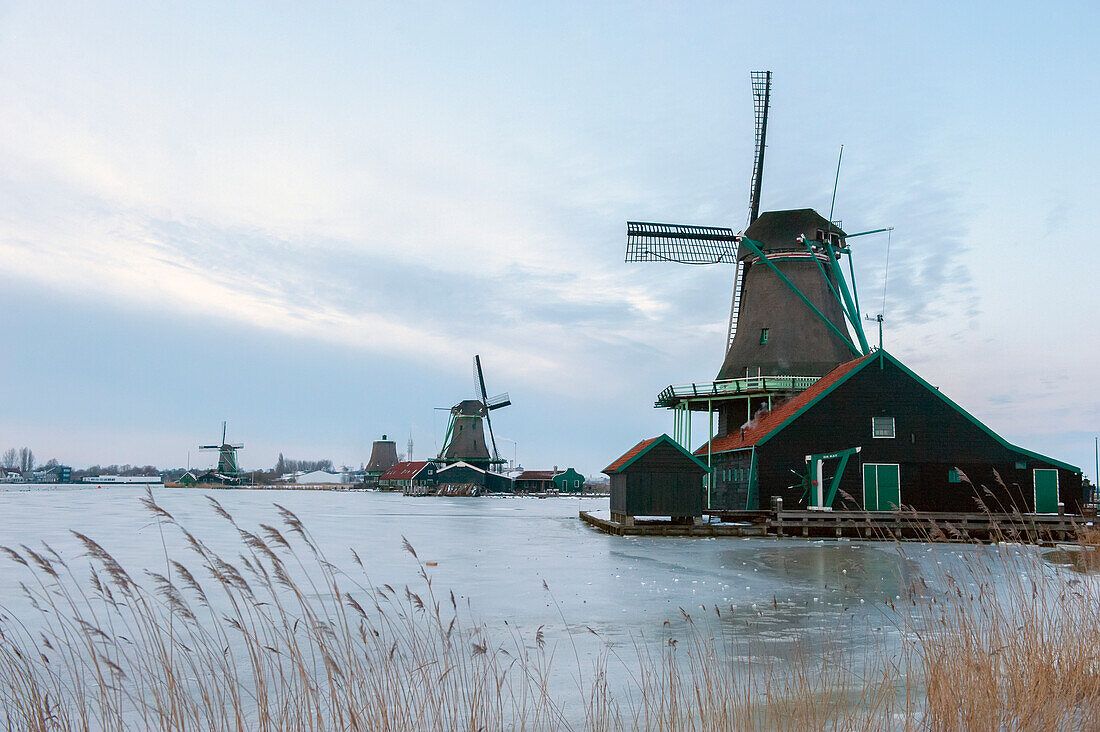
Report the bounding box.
[682,405,690,451]
[707,399,714,507]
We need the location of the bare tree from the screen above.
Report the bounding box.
[18,447,34,472]
[1,449,15,469]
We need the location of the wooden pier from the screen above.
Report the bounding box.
[580,509,1092,544]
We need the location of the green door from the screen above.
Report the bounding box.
[862,464,901,511]
[1033,469,1059,513]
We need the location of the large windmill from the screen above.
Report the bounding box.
[626,71,886,448]
[199,421,244,482]
[437,355,511,470]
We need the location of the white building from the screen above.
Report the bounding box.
[295,470,344,484]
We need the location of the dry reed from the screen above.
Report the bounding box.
[0,489,1097,730]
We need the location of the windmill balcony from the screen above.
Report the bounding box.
[655,374,820,409]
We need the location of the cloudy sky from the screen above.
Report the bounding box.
[1,1,1096,479]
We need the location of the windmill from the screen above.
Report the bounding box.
[437,355,511,470]
[626,71,887,447]
[199,421,244,481]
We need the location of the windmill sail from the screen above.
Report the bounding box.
[626,222,739,264]
[748,71,772,224]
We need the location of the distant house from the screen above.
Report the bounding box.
[514,470,560,493]
[378,461,436,492]
[0,467,26,483]
[604,435,709,525]
[434,461,513,494]
[514,467,587,493]
[553,468,585,493]
[31,465,72,483]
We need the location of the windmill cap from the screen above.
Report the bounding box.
[743,208,846,256]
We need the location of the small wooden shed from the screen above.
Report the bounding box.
[603,434,710,525]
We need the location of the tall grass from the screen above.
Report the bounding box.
[1,490,1097,730]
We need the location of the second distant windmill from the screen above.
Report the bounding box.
[199,421,244,485]
[437,355,511,471]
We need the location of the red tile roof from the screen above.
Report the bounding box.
[695,355,873,456]
[515,470,560,481]
[603,436,660,474]
[379,461,431,481]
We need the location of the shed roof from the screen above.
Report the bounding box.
[379,461,432,481]
[604,434,711,475]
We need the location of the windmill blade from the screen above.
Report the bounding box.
[483,407,500,461]
[748,70,772,224]
[486,392,510,410]
[474,355,501,461]
[221,421,227,445]
[626,222,739,264]
[474,355,490,406]
[199,445,220,450]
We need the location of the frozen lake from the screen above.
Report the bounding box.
[4,483,1081,727]
[0,484,930,651]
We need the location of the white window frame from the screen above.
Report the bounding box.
[872,416,895,439]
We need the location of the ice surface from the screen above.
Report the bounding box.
[0,485,933,637]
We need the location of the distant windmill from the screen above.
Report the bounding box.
[438,355,511,469]
[199,421,244,479]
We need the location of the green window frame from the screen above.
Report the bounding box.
[948,468,963,483]
[759,328,769,345]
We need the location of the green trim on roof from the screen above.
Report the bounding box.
[881,352,1080,473]
[754,357,872,449]
[755,350,1080,473]
[610,434,712,474]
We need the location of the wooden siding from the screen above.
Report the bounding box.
[754,356,1082,512]
[709,451,754,510]
[610,441,707,517]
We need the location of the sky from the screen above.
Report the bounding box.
[0,1,1097,480]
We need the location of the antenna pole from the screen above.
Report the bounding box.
[828,145,843,228]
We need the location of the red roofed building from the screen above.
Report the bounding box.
[514,469,561,493]
[603,435,710,525]
[378,461,436,492]
[693,350,1081,514]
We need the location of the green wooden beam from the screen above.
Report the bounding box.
[739,238,862,357]
[822,240,870,354]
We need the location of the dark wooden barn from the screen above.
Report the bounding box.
[604,434,710,525]
[433,461,514,493]
[697,350,1082,514]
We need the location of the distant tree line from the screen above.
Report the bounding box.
[274,454,334,475]
[72,464,161,480]
[2,447,37,472]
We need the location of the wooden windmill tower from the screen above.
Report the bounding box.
[199,421,244,482]
[626,72,886,449]
[437,355,511,470]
